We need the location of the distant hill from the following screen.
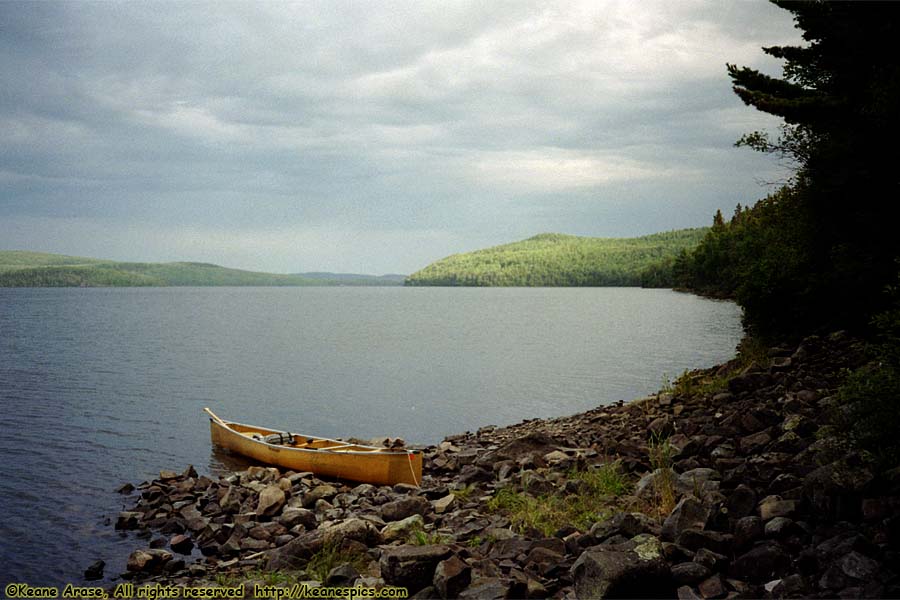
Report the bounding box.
[0,251,392,287]
[405,229,708,287]
[295,272,406,286]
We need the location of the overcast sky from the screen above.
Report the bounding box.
[1,1,801,274]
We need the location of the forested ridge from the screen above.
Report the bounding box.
[405,229,707,287]
[0,251,401,287]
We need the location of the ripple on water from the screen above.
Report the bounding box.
[0,287,742,586]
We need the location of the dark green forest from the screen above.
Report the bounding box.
[671,1,900,465]
[405,229,708,287]
[674,0,900,338]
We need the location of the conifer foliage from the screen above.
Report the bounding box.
[678,1,900,336]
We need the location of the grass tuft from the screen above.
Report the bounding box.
[487,463,629,536]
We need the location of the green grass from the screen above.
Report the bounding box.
[647,434,677,516]
[487,463,629,536]
[405,228,708,287]
[305,541,368,582]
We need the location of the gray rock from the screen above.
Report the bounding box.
[726,484,757,519]
[591,512,658,542]
[266,518,380,571]
[571,548,674,599]
[758,497,797,521]
[838,551,879,581]
[458,465,494,485]
[432,494,456,515]
[803,459,873,520]
[115,511,142,530]
[302,484,338,508]
[635,468,677,501]
[676,469,721,498]
[325,563,360,587]
[381,514,425,543]
[280,507,317,531]
[677,585,702,600]
[764,517,799,538]
[380,545,452,594]
[169,534,194,555]
[381,496,430,522]
[697,573,727,599]
[457,577,508,599]
[671,562,711,585]
[126,548,172,573]
[433,555,472,599]
[676,529,732,555]
[257,484,286,518]
[733,516,763,551]
[83,560,105,581]
[692,548,728,572]
[662,497,710,542]
[730,542,791,583]
[739,430,772,454]
[648,415,675,439]
[219,486,242,514]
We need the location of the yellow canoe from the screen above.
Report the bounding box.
[204,407,423,487]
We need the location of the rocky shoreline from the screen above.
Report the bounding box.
[106,331,899,598]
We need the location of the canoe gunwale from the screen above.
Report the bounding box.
[211,417,422,457]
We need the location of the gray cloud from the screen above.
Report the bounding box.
[1,0,800,273]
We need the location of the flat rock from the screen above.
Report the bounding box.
[671,562,711,586]
[433,555,472,599]
[381,496,430,522]
[380,545,453,594]
[571,547,674,599]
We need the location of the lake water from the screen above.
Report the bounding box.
[0,286,741,587]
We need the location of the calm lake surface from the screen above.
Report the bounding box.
[0,286,741,586]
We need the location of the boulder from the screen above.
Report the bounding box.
[325,563,360,587]
[697,573,727,599]
[83,560,105,581]
[671,562,711,586]
[381,496,430,522]
[380,545,453,594]
[302,485,338,508]
[433,555,472,599]
[257,484,286,518]
[661,497,710,542]
[732,516,763,551]
[115,512,142,530]
[648,415,675,439]
[571,547,674,599]
[381,514,425,543]
[280,507,317,531]
[169,534,194,555]
[803,459,873,520]
[591,512,659,542]
[266,518,380,571]
[126,548,172,573]
[730,542,791,583]
[675,529,732,555]
[457,577,508,599]
[432,494,456,514]
[758,497,797,521]
[725,484,757,519]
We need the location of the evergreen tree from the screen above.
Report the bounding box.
[726,0,900,332]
